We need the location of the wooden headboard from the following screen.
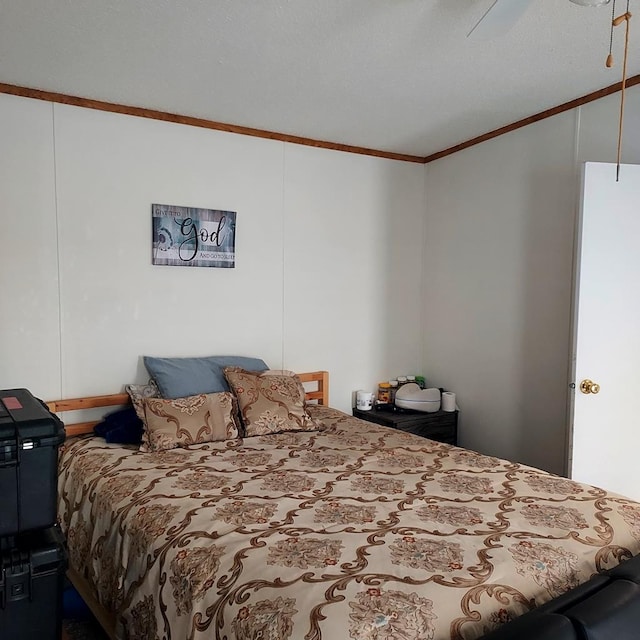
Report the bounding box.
[47,370,329,437]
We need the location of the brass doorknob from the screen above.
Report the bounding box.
[580,379,601,395]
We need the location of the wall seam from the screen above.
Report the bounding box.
[51,103,64,399]
[420,163,428,376]
[281,142,286,369]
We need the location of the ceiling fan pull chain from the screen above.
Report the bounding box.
[610,0,632,181]
[606,0,617,66]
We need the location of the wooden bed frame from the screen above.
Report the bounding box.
[47,370,329,437]
[48,370,329,640]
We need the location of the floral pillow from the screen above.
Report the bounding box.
[139,392,240,452]
[223,368,317,437]
[125,379,161,420]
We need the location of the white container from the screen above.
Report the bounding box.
[356,390,374,411]
[394,384,441,413]
[442,391,456,412]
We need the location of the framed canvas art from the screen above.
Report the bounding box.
[152,204,236,268]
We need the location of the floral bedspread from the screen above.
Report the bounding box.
[58,406,640,640]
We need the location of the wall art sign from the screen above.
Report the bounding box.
[152,204,236,268]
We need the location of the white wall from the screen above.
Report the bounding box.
[0,95,60,398]
[53,105,285,395]
[423,85,640,475]
[283,144,424,406]
[0,94,424,412]
[4,83,637,464]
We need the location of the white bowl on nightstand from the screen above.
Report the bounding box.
[394,384,441,413]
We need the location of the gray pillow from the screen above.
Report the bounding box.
[125,379,161,420]
[143,355,268,399]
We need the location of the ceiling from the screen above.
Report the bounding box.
[0,0,637,158]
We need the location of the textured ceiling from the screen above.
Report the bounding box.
[0,0,637,157]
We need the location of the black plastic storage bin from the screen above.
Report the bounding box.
[0,389,65,537]
[0,526,67,640]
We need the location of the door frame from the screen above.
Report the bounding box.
[564,161,590,479]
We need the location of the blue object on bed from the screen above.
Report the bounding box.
[63,584,92,620]
[143,355,268,398]
[93,407,143,444]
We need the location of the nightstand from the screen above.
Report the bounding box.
[352,405,458,445]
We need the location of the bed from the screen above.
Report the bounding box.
[50,371,640,640]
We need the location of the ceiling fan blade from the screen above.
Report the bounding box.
[467,0,535,40]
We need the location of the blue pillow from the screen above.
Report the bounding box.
[143,355,268,399]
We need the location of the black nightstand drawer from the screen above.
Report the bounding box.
[352,406,458,445]
[406,423,456,445]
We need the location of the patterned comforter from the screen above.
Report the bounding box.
[58,406,640,640]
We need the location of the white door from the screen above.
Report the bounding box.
[569,162,640,501]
